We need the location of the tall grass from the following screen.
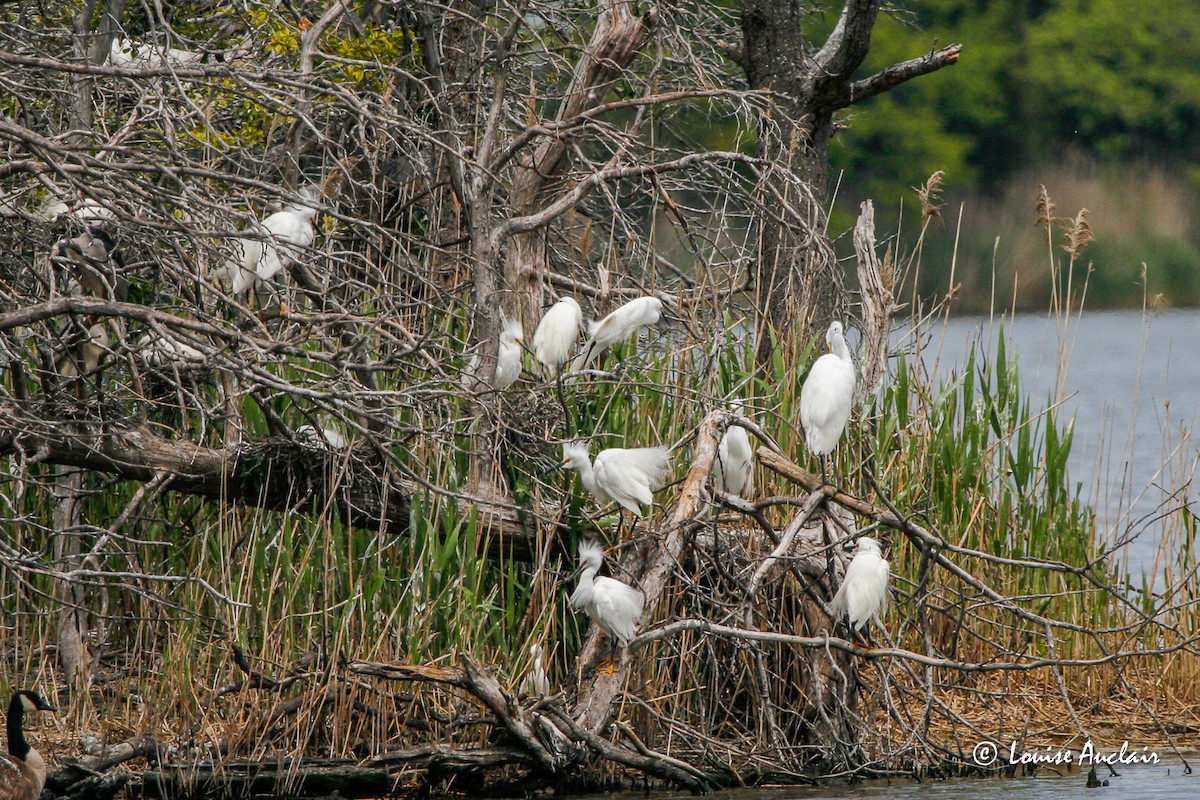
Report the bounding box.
[2,184,1197,774]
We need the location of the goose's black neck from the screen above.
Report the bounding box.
[6,694,30,761]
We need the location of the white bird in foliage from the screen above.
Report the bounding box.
[296,424,350,450]
[0,690,57,800]
[714,401,754,498]
[228,186,320,294]
[518,643,551,700]
[571,295,662,370]
[532,296,582,370]
[560,441,670,517]
[570,540,645,648]
[828,537,890,633]
[110,37,204,69]
[136,329,207,370]
[800,321,856,460]
[494,318,524,389]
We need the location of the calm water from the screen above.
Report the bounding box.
[916,309,1200,579]
[611,758,1197,799]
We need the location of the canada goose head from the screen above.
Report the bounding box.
[2,690,57,800]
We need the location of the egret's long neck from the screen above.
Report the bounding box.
[830,333,851,363]
[575,459,597,493]
[6,699,28,760]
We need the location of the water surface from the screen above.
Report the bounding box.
[916,309,1200,579]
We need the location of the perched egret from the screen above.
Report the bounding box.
[136,330,207,369]
[0,690,57,800]
[800,321,855,466]
[494,318,524,390]
[560,441,670,517]
[37,196,116,225]
[532,296,582,370]
[518,643,551,700]
[296,424,350,450]
[52,228,128,301]
[571,296,662,370]
[827,537,890,633]
[110,37,204,69]
[569,540,645,648]
[228,186,320,295]
[714,401,755,498]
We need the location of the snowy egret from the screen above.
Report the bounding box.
[136,330,207,369]
[227,186,320,295]
[518,643,551,700]
[560,440,670,517]
[827,537,890,633]
[110,37,204,69]
[571,296,662,370]
[569,540,645,648]
[800,321,855,467]
[52,228,128,301]
[532,296,582,370]
[494,318,524,389]
[296,425,350,449]
[0,690,57,800]
[714,401,755,498]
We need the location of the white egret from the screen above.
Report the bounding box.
[569,540,644,648]
[228,186,320,295]
[532,296,582,370]
[0,690,57,800]
[518,643,551,700]
[110,37,204,69]
[800,321,855,465]
[714,401,755,498]
[827,537,890,633]
[571,295,662,370]
[296,425,350,450]
[136,330,207,369]
[560,440,670,517]
[494,318,524,390]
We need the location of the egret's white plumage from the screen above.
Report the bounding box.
[714,401,755,498]
[136,330,207,369]
[800,321,856,456]
[228,187,320,294]
[111,37,203,69]
[561,441,670,517]
[532,297,582,369]
[571,296,662,370]
[827,537,890,632]
[569,540,644,647]
[518,643,551,699]
[494,318,524,390]
[296,425,350,449]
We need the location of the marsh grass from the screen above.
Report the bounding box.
[2,182,1198,779]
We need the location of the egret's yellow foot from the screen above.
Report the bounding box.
[597,658,619,675]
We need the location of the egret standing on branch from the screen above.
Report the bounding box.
[532,296,582,371]
[494,318,524,390]
[560,440,670,518]
[571,295,663,370]
[827,537,890,634]
[800,321,855,474]
[228,185,321,295]
[714,401,755,498]
[570,540,645,651]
